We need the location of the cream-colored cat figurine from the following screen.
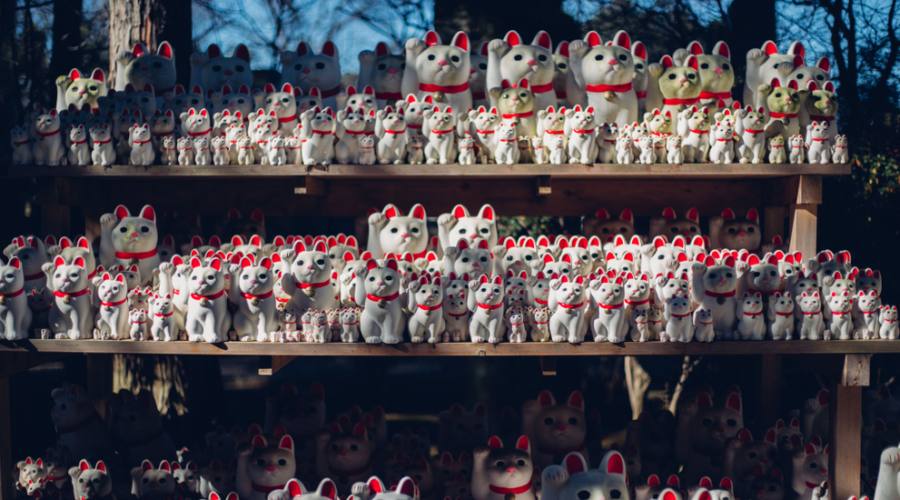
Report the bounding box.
[0,257,32,341]
[94,272,129,340]
[832,134,849,163]
[56,68,107,111]
[403,31,473,112]
[568,30,638,125]
[565,105,599,164]
[43,256,93,339]
[129,123,154,166]
[548,274,589,344]
[768,135,786,163]
[486,30,556,111]
[374,106,408,164]
[231,255,277,342]
[468,274,505,344]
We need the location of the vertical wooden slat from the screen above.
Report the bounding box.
[759,353,781,424]
[0,375,12,500]
[831,384,862,499]
[762,206,786,244]
[788,205,818,257]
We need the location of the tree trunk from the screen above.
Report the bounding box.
[108,0,164,85]
[434,0,579,44]
[49,0,84,80]
[726,0,775,91]
[0,0,18,172]
[158,0,192,85]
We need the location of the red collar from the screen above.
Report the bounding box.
[431,128,455,135]
[407,123,422,130]
[831,310,851,316]
[384,128,407,135]
[671,311,692,318]
[769,111,798,119]
[100,298,127,308]
[743,311,763,318]
[376,91,403,101]
[636,90,647,99]
[705,290,735,298]
[572,128,595,135]
[477,302,502,310]
[625,298,650,306]
[275,296,291,304]
[37,128,60,137]
[190,289,226,301]
[417,302,442,311]
[530,82,554,94]
[0,288,24,298]
[775,311,794,317]
[243,290,273,300]
[502,111,533,119]
[13,138,30,146]
[343,129,368,135]
[559,301,584,309]
[299,279,331,290]
[801,310,821,316]
[690,128,709,135]
[132,139,151,145]
[53,288,90,298]
[490,481,531,495]
[809,114,834,122]
[533,298,549,306]
[312,129,333,136]
[699,90,731,100]
[155,311,174,318]
[476,129,495,135]
[252,483,286,494]
[419,82,470,94]
[598,302,623,310]
[744,128,765,135]
[115,249,158,260]
[664,97,700,105]
[187,128,212,137]
[811,137,827,142]
[367,292,400,302]
[319,85,342,98]
[498,138,517,143]
[277,114,297,123]
[71,138,88,145]
[716,137,734,142]
[544,129,564,135]
[585,82,633,93]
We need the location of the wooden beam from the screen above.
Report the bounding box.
[830,384,862,499]
[0,375,12,500]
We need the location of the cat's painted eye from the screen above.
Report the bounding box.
[618,54,627,61]
[294,63,302,71]
[235,65,245,72]
[478,63,487,70]
[687,73,696,80]
[315,62,326,70]
[594,54,604,61]
[368,276,375,281]
[722,63,731,71]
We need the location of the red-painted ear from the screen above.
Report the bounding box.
[141,459,154,472]
[158,460,172,472]
[605,451,625,475]
[762,40,778,56]
[278,434,294,451]
[514,435,530,453]
[95,461,107,472]
[384,258,398,272]
[537,389,555,407]
[660,55,674,69]
[567,390,584,411]
[321,41,337,57]
[424,31,440,47]
[410,203,426,220]
[585,31,602,47]
[563,452,588,474]
[286,479,304,497]
[504,30,522,47]
[686,55,699,71]
[487,435,503,449]
[251,434,267,449]
[662,491,679,500]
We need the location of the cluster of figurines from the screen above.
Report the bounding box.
[1,203,895,344]
[17,381,874,500]
[10,33,849,167]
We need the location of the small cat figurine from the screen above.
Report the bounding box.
[691,255,738,339]
[568,30,638,125]
[541,451,629,500]
[676,105,711,162]
[736,291,766,340]
[768,291,795,340]
[443,272,470,342]
[826,290,853,340]
[693,307,715,342]
[43,256,93,339]
[99,204,159,284]
[149,292,177,341]
[467,274,505,344]
[768,135,787,163]
[161,135,178,165]
[300,107,336,166]
[237,434,296,500]
[491,118,519,165]
[56,68,107,111]
[357,135,376,165]
[181,106,213,140]
[589,272,628,342]
[354,258,404,344]
[797,290,826,340]
[374,106,408,164]
[423,105,460,164]
[805,120,832,164]
[267,135,287,166]
[471,436,536,500]
[10,126,32,165]
[832,133,849,163]
[709,208,761,251]
[708,120,735,163]
[760,78,802,141]
[624,272,652,341]
[737,105,768,163]
[468,105,501,163]
[565,105,599,164]
[131,460,176,499]
[334,107,367,163]
[660,290,692,342]
[879,305,899,340]
[212,136,230,165]
[548,274,589,344]
[263,82,299,134]
[94,272,129,340]
[407,273,445,343]
[115,41,176,94]
[636,134,655,164]
[33,109,65,166]
[68,124,91,166]
[521,390,587,469]
[68,460,113,500]
[791,441,828,500]
[0,257,32,340]
[128,123,154,166]
[403,31,473,112]
[854,289,880,339]
[185,256,231,343]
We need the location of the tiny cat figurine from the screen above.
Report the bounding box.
[548,274,589,344]
[69,460,113,500]
[565,104,599,164]
[94,272,129,340]
[367,203,428,259]
[178,137,195,165]
[736,291,765,340]
[589,272,628,342]
[797,290,825,340]
[300,107,336,166]
[358,135,376,165]
[212,136,229,165]
[423,105,460,164]
[693,307,715,342]
[130,460,176,499]
[339,306,361,342]
[467,274,505,343]
[801,80,837,133]
[0,257,32,340]
[33,109,65,166]
[186,256,231,343]
[374,106,408,164]
[826,290,854,340]
[737,105,768,163]
[99,204,159,284]
[666,134,684,163]
[471,435,536,500]
[315,423,374,493]
[568,30,638,125]
[281,41,342,108]
[768,290,795,340]
[541,451,629,500]
[335,107,367,164]
[521,390,587,469]
[167,84,206,115]
[691,255,738,339]
[194,136,212,165]
[128,123,154,166]
[636,134,655,164]
[237,434,296,500]
[438,204,498,249]
[879,305,899,340]
[263,83,299,134]
[406,134,425,164]
[237,136,255,165]
[10,126,32,165]
[661,290,692,342]
[115,41,176,94]
[56,67,107,111]
[832,134,849,163]
[354,258,404,344]
[768,135,787,163]
[708,119,735,163]
[231,255,277,342]
[267,135,287,166]
[805,120,831,164]
[536,105,567,164]
[150,292,177,341]
[676,105,711,162]
[486,30,556,110]
[402,31,472,111]
[68,124,90,166]
[492,118,520,165]
[407,273,445,343]
[854,289,880,339]
[443,272,470,342]
[161,135,178,165]
[43,256,93,339]
[191,43,252,93]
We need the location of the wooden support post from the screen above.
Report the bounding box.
[830,354,870,499]
[540,357,557,376]
[759,353,781,424]
[0,374,12,500]
[258,356,295,376]
[787,176,822,257]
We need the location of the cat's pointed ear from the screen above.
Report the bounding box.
[77,236,90,249]
[317,479,338,500]
[115,273,126,283]
[712,40,730,60]
[385,258,398,272]
[613,30,631,50]
[489,106,498,115]
[278,434,294,452]
[518,79,529,90]
[264,83,276,94]
[114,204,131,220]
[250,434,267,449]
[409,203,426,220]
[209,258,222,272]
[451,31,469,52]
[770,77,782,88]
[532,30,552,50]
[632,41,647,61]
[602,450,626,476]
[233,43,251,62]
[157,41,174,59]
[363,85,375,96]
[374,42,389,57]
[367,477,385,494]
[314,241,328,253]
[141,459,154,472]
[207,43,222,58]
[451,204,468,219]
[564,451,588,474]
[424,31,441,47]
[395,477,417,497]
[487,435,503,449]
[660,55,674,69]
[537,389,556,407]
[513,435,531,454]
[788,79,799,91]
[139,205,156,222]
[321,41,337,58]
[346,85,357,97]
[68,68,82,80]
[296,41,309,56]
[585,31,602,47]
[478,204,495,221]
[131,43,146,58]
[504,30,522,47]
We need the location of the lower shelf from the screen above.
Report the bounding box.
[0,339,897,356]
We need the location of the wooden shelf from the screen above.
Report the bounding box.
[7,163,851,179]
[0,339,896,357]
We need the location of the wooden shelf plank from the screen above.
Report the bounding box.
[0,339,897,357]
[7,163,851,179]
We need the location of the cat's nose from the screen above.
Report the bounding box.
[437,59,449,67]
[608,59,618,66]
[714,67,724,76]
[505,466,516,473]
[387,68,399,74]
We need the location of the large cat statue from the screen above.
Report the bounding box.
[56,68,107,111]
[875,443,900,500]
[486,30,556,110]
[743,40,805,108]
[471,435,536,500]
[99,204,159,285]
[568,30,638,125]
[0,257,32,341]
[315,422,374,493]
[541,451,630,500]
[43,256,93,340]
[114,41,177,95]
[281,42,343,109]
[521,390,587,469]
[237,434,296,500]
[366,203,428,259]
[51,384,114,462]
[110,389,176,466]
[402,30,472,111]
[68,459,114,500]
[357,42,405,107]
[437,204,498,249]
[191,44,253,92]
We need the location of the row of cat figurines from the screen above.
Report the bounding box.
[12,101,848,167]
[56,32,832,132]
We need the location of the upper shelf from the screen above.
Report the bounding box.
[0,339,894,357]
[8,163,851,179]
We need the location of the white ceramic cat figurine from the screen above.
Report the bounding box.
[536,105,567,164]
[354,258,404,344]
[486,30,556,111]
[854,289,880,340]
[160,135,178,165]
[666,134,684,163]
[691,255,738,339]
[282,240,337,314]
[267,136,287,166]
[736,291,765,340]
[637,134,655,164]
[468,105,501,163]
[237,434,296,500]
[661,291,692,342]
[94,272,129,340]
[374,106,408,164]
[768,135,786,163]
[177,137,194,166]
[624,272,652,341]
[744,40,804,108]
[367,203,428,259]
[407,273,445,343]
[33,109,65,166]
[677,106,711,162]
[423,105,460,164]
[357,135,376,165]
[805,120,831,164]
[300,107,336,166]
[467,274,505,343]
[68,125,90,166]
[827,290,854,340]
[0,257,32,340]
[149,292,176,341]
[231,255,277,342]
[542,451,629,500]
[797,290,825,340]
[357,42,404,108]
[768,291,795,340]
[280,41,342,109]
[334,107,367,164]
[736,106,768,163]
[693,307,715,342]
[548,274,588,344]
[99,204,159,284]
[568,30,638,125]
[263,83,299,135]
[615,134,633,164]
[403,31,472,111]
[43,256,93,339]
[565,105,599,164]
[832,134,849,163]
[185,256,230,343]
[471,435,536,500]
[10,126,32,166]
[438,204,498,249]
[589,273,627,342]
[492,118,519,165]
[212,136,229,165]
[237,136,255,165]
[879,305,899,340]
[443,272,470,342]
[126,123,154,166]
[789,133,806,164]
[709,120,735,163]
[128,308,148,340]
